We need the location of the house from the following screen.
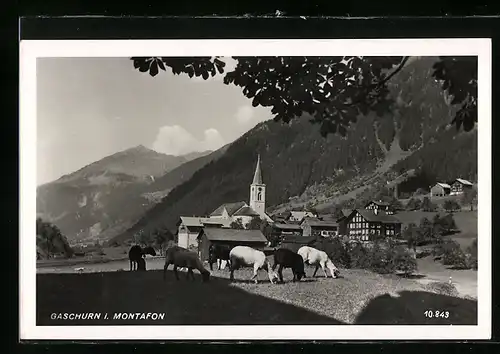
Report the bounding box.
[177,216,232,249]
[364,200,394,215]
[288,210,318,222]
[450,178,474,196]
[430,182,451,197]
[336,209,353,235]
[344,209,402,241]
[197,228,269,262]
[271,223,304,237]
[300,217,339,238]
[177,217,206,249]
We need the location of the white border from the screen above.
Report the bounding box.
[20,39,492,341]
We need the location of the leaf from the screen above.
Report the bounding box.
[157,60,166,71]
[149,61,159,77]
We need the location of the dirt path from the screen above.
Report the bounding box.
[415,257,477,299]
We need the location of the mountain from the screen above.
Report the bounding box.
[113,56,477,243]
[36,146,215,243]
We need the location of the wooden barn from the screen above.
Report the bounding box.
[300,217,339,238]
[197,228,269,262]
[344,209,402,241]
[364,200,394,215]
[430,182,451,197]
[450,178,474,195]
[271,223,303,237]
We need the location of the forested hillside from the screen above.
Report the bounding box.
[113,56,477,243]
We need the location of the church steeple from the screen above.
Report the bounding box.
[252,154,263,185]
[250,154,266,219]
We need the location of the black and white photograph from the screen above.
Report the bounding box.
[20,38,491,340]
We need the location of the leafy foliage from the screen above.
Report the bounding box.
[421,196,437,212]
[437,240,468,269]
[460,188,478,211]
[230,218,245,230]
[36,217,73,259]
[131,56,477,137]
[443,199,461,212]
[432,57,477,131]
[313,237,351,268]
[405,197,422,211]
[465,238,478,270]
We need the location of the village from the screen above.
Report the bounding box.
[174,155,476,270]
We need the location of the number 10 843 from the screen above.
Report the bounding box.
[424,310,450,319]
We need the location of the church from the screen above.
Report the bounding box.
[176,155,273,249]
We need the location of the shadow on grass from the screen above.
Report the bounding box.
[36,269,478,326]
[354,290,477,325]
[36,269,342,326]
[396,273,427,279]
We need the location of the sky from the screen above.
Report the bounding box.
[36,57,273,185]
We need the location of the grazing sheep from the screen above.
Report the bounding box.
[272,248,306,283]
[229,246,278,284]
[163,246,210,282]
[298,246,339,278]
[208,244,232,271]
[128,245,156,271]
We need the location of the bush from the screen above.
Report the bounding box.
[315,238,351,268]
[465,238,478,270]
[425,281,459,297]
[406,197,422,211]
[443,200,461,213]
[439,240,468,269]
[391,246,418,276]
[369,242,396,274]
[348,241,372,269]
[421,197,437,212]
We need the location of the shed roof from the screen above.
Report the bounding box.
[273,223,303,231]
[435,182,451,189]
[281,235,317,244]
[198,228,268,243]
[455,178,473,186]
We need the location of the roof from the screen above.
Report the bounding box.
[301,217,338,227]
[455,178,473,186]
[233,206,260,217]
[179,216,205,227]
[435,182,451,189]
[210,201,247,217]
[366,200,390,207]
[273,223,303,231]
[341,209,353,217]
[281,235,317,244]
[290,211,317,220]
[199,228,268,243]
[349,209,402,224]
[252,154,263,184]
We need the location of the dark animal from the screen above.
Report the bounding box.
[272,248,306,283]
[163,245,210,282]
[208,244,232,271]
[137,257,146,271]
[128,245,156,271]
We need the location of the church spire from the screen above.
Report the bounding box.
[252,154,263,184]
